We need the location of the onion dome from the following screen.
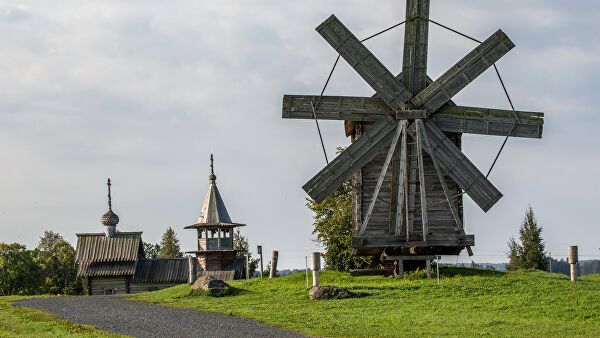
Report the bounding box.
[101,209,120,226]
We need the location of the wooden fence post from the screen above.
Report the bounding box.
[245,254,250,280]
[568,246,578,282]
[187,255,195,284]
[257,245,263,278]
[269,250,279,278]
[311,252,321,287]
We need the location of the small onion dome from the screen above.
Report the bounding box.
[101,209,120,226]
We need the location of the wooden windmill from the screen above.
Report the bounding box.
[282,0,544,268]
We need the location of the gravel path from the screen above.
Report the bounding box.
[14,296,305,338]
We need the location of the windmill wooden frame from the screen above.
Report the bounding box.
[283,0,544,261]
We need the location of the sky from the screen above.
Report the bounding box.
[1,0,599,269]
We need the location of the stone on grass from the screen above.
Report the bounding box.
[191,275,229,296]
[309,285,354,300]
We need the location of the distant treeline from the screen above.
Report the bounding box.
[550,258,600,276]
[0,231,81,296]
[456,260,600,276]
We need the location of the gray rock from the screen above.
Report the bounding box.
[191,275,229,296]
[308,285,354,300]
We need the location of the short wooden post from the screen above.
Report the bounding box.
[396,259,404,279]
[269,250,279,278]
[568,246,578,282]
[187,255,195,284]
[311,252,321,287]
[257,245,263,278]
[245,254,250,280]
[305,256,309,289]
[426,260,432,279]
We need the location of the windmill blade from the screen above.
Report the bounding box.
[407,120,503,212]
[316,15,413,110]
[430,105,544,139]
[283,95,543,138]
[282,95,426,121]
[411,30,515,115]
[417,119,473,256]
[303,115,398,202]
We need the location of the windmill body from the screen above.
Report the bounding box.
[282,0,544,265]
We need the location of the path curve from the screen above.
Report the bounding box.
[14,296,305,338]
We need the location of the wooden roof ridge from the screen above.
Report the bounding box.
[76,231,143,237]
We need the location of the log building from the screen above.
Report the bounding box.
[75,179,191,295]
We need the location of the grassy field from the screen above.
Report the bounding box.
[0,296,122,338]
[131,268,600,337]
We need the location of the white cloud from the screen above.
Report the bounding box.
[1,0,599,267]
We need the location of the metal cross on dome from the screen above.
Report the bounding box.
[282,1,543,245]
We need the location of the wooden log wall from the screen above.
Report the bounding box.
[129,282,181,293]
[352,121,463,243]
[90,277,128,295]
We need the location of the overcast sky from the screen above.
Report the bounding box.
[1,1,599,268]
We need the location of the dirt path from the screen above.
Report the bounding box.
[14,296,305,338]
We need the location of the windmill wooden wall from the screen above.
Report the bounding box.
[350,121,464,256]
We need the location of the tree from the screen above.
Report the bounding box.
[143,242,161,259]
[158,227,183,258]
[307,175,369,272]
[233,229,258,277]
[32,231,81,295]
[506,206,547,271]
[0,243,41,295]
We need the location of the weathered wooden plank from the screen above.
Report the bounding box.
[402,0,430,95]
[415,119,428,240]
[406,120,503,212]
[395,124,408,236]
[352,234,475,248]
[411,29,515,115]
[282,95,543,138]
[316,15,412,110]
[303,115,398,202]
[360,120,404,235]
[419,119,473,256]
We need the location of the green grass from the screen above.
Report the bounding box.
[0,296,123,337]
[131,268,600,337]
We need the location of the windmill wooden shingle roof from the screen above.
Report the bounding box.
[282,0,544,270]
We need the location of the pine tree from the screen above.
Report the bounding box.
[158,227,183,258]
[143,242,161,259]
[506,206,547,271]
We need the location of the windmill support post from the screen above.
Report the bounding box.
[568,246,578,282]
[426,259,432,278]
[269,250,279,278]
[311,252,321,287]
